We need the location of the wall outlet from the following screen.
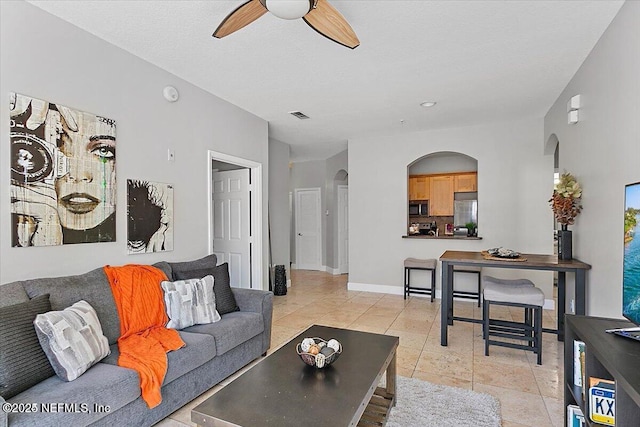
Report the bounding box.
[570,299,575,314]
[167,149,175,162]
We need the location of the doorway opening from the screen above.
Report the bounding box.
[207,150,263,290]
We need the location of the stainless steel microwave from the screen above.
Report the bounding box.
[409,201,428,216]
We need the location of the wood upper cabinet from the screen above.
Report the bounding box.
[408,176,430,200]
[454,173,477,192]
[408,177,418,200]
[429,175,454,216]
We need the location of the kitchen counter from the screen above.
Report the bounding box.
[402,235,482,240]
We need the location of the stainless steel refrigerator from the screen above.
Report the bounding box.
[454,200,478,227]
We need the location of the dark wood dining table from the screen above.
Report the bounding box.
[439,250,591,346]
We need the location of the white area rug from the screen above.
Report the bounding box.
[385,376,501,427]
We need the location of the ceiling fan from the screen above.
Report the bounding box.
[213,0,360,49]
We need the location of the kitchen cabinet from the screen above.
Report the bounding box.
[429,176,454,216]
[454,173,477,192]
[408,177,418,200]
[408,176,430,200]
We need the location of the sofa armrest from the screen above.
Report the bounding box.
[232,288,273,354]
[0,395,8,427]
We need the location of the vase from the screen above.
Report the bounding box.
[558,228,573,261]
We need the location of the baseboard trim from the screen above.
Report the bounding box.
[347,282,403,295]
[287,279,291,288]
[291,265,343,275]
[324,266,340,275]
[348,282,556,310]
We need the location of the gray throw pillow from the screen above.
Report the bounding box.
[0,294,55,399]
[174,263,240,315]
[34,300,111,382]
[169,254,217,281]
[161,275,221,329]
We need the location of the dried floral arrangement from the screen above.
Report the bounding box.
[549,172,583,228]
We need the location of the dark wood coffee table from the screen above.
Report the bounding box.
[192,325,399,427]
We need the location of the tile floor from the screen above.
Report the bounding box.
[158,270,565,427]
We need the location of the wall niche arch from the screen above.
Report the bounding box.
[407,151,479,237]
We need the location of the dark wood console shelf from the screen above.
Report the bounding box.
[564,315,640,427]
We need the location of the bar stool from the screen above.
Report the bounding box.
[482,277,544,365]
[452,265,482,307]
[403,258,437,302]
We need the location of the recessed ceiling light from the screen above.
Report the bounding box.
[420,101,437,108]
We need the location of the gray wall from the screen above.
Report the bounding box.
[268,138,291,282]
[544,1,639,318]
[0,1,269,287]
[409,152,478,175]
[289,150,348,272]
[325,150,348,271]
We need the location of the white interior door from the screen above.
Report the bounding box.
[295,188,322,271]
[337,185,349,274]
[212,169,251,288]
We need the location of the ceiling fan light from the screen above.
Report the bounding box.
[266,0,311,20]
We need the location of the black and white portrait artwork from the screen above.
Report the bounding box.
[10,93,116,246]
[127,180,174,254]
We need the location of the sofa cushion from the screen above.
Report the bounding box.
[161,276,221,329]
[0,294,55,399]
[184,311,264,356]
[20,267,121,346]
[175,263,239,315]
[0,281,29,308]
[7,362,140,427]
[34,300,111,381]
[101,331,216,385]
[169,254,217,280]
[152,261,173,280]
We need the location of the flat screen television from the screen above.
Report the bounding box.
[608,182,640,339]
[623,181,640,325]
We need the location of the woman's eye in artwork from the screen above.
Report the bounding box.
[91,144,115,160]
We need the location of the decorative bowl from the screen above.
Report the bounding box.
[487,247,520,258]
[296,337,342,368]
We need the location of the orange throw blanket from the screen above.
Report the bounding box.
[104,264,185,408]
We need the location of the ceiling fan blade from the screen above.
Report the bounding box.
[303,0,359,49]
[213,0,268,39]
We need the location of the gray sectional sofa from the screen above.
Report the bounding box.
[0,255,273,427]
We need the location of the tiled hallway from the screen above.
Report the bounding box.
[161,270,564,427]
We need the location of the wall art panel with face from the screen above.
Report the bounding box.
[127,179,174,254]
[10,93,116,246]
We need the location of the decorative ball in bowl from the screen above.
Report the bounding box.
[296,337,342,368]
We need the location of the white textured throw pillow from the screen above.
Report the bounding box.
[33,300,110,382]
[161,275,221,330]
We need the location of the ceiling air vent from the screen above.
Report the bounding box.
[289,111,310,120]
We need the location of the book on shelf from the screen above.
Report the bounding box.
[573,340,585,391]
[588,377,615,426]
[567,404,586,427]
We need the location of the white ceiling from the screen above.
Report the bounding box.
[28,0,624,161]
